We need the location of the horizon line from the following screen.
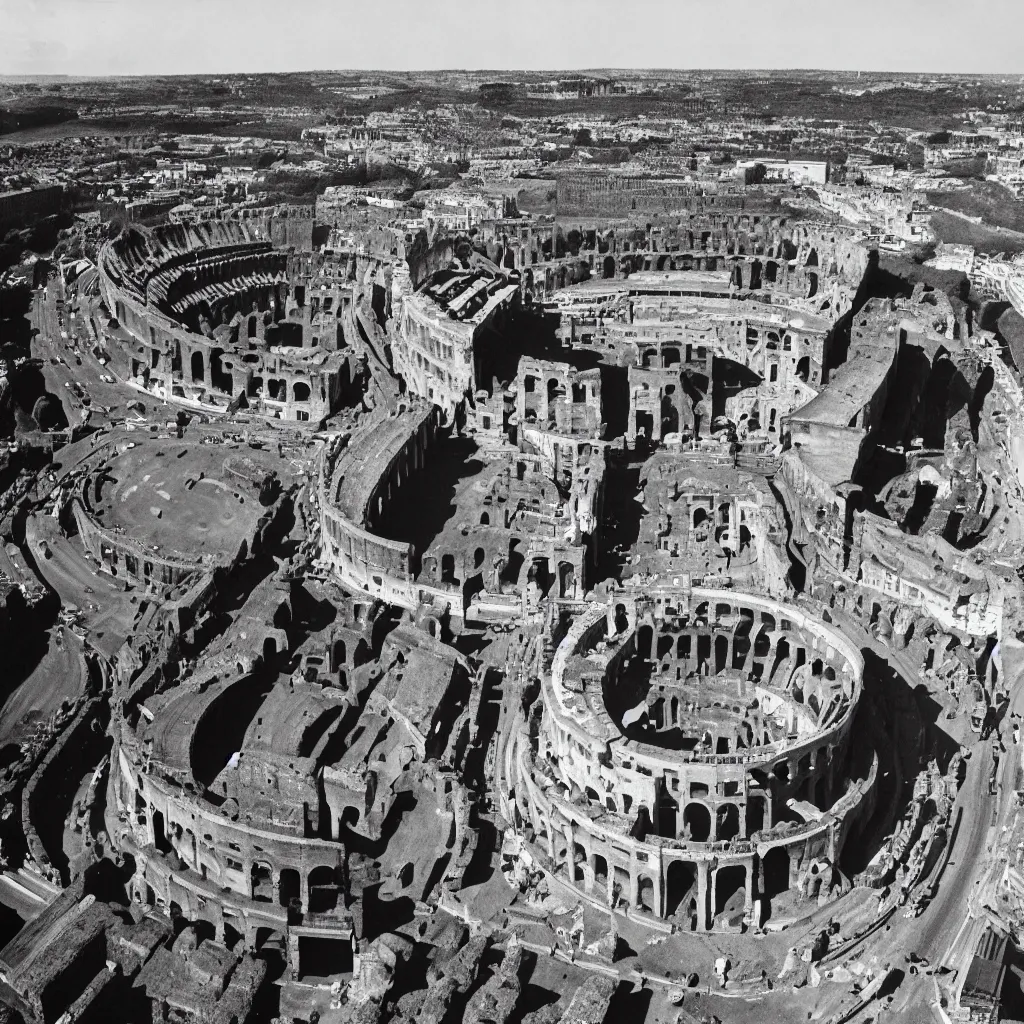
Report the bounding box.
[3,68,1024,82]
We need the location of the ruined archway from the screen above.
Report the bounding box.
[665,860,698,923]
[683,802,711,842]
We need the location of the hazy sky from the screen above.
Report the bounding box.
[2,0,1023,78]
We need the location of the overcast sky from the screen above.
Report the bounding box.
[2,0,1022,78]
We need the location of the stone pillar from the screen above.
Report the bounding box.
[744,856,755,910]
[696,863,711,931]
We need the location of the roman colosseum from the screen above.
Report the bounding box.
[501,586,877,931]
[97,217,378,424]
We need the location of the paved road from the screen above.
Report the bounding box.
[912,739,993,962]
[29,284,146,428]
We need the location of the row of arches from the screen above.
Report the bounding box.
[147,806,345,914]
[557,828,793,926]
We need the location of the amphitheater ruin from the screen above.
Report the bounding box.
[1,168,1020,1024]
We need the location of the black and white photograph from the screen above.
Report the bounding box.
[0,2,1023,1021]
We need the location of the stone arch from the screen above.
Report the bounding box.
[637,874,655,912]
[255,928,286,957]
[307,866,341,914]
[656,633,674,660]
[661,395,679,434]
[279,868,300,909]
[716,803,740,841]
[250,860,274,902]
[714,865,746,920]
[747,793,766,834]
[714,635,729,673]
[665,860,698,924]
[558,561,575,597]
[657,790,678,838]
[441,553,456,584]
[571,842,586,883]
[761,846,790,901]
[223,922,243,951]
[683,802,711,842]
